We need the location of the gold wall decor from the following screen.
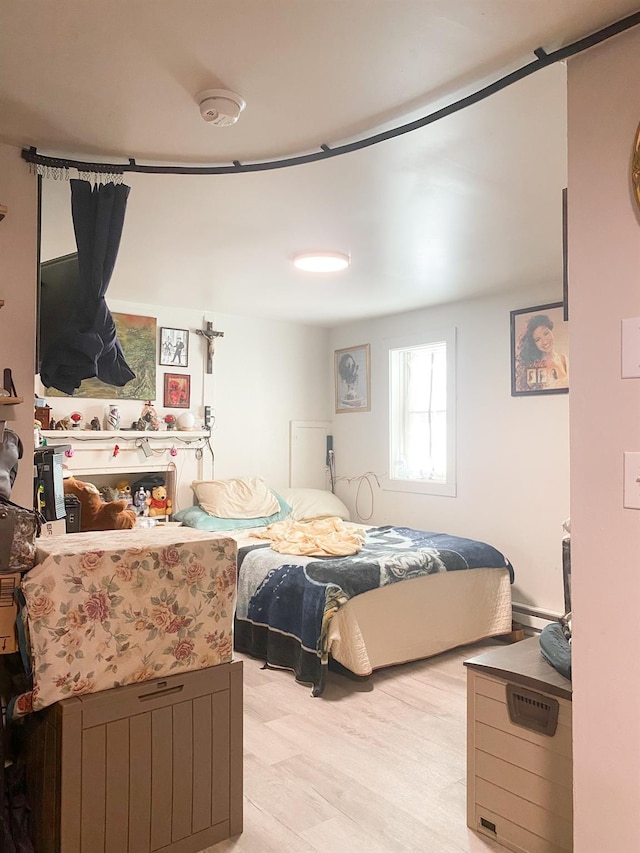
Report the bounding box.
[633,121,640,214]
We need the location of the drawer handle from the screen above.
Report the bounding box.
[137,684,184,702]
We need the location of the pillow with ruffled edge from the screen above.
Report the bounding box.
[174,491,292,531]
[276,488,351,522]
[192,476,279,518]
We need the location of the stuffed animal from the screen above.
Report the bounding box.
[114,480,133,505]
[63,477,137,532]
[100,485,119,503]
[146,484,173,517]
[133,486,150,516]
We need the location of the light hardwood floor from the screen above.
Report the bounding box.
[207,640,513,853]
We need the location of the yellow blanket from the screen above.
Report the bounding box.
[251,517,365,557]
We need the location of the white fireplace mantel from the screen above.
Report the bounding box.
[40,429,212,510]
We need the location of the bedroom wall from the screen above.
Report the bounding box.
[330,286,570,616]
[568,27,640,852]
[37,178,331,495]
[38,298,330,498]
[0,145,38,507]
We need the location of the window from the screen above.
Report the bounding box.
[386,329,456,497]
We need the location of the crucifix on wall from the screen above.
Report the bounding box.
[196,321,225,374]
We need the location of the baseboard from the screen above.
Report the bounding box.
[512,602,563,633]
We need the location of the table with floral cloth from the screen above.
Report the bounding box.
[8,527,237,719]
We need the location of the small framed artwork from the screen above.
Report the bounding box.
[334,344,371,413]
[510,302,569,396]
[163,372,191,408]
[159,327,189,367]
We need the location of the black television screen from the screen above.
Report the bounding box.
[38,252,80,373]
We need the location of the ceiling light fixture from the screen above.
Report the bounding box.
[292,251,350,272]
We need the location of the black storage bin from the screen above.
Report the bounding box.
[63,495,81,533]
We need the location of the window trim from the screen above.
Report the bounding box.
[383,327,457,498]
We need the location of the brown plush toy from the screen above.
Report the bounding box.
[63,476,137,532]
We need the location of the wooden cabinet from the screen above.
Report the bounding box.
[25,661,243,853]
[465,638,572,853]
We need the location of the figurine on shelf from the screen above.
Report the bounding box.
[134,486,150,516]
[140,401,160,431]
[49,417,56,430]
[70,411,83,429]
[114,480,132,506]
[105,404,120,431]
[90,416,101,431]
[100,485,118,503]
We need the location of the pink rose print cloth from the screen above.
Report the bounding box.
[11,527,237,718]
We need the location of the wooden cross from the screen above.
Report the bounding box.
[196,321,225,374]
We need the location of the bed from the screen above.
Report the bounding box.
[174,479,514,695]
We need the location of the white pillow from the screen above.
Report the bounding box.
[277,488,350,522]
[192,477,279,519]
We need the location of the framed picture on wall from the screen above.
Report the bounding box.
[510,302,569,396]
[159,327,189,367]
[334,344,371,412]
[163,373,191,408]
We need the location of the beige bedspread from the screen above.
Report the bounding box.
[251,516,365,557]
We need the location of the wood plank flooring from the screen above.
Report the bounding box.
[206,640,514,853]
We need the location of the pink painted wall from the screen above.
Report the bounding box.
[568,28,640,851]
[0,145,38,506]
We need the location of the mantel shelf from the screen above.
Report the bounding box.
[42,429,209,440]
[0,397,23,406]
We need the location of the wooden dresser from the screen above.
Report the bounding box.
[465,637,572,853]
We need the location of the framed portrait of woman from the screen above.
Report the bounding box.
[510,302,569,396]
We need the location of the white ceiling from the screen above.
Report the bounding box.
[2,1,639,327]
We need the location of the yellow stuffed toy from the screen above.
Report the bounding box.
[63,476,137,532]
[146,484,173,517]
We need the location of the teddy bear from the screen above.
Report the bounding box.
[146,484,173,517]
[63,476,137,532]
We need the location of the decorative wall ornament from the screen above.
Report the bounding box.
[632,121,640,215]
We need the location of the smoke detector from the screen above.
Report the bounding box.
[196,89,246,126]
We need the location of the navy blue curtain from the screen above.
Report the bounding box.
[40,179,135,395]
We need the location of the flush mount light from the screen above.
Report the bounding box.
[292,251,350,272]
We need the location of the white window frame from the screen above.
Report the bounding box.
[383,327,456,498]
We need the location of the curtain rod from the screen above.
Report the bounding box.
[21,10,640,177]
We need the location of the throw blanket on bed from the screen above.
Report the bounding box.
[251,517,366,556]
[234,525,513,695]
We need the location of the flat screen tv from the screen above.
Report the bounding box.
[38,252,80,373]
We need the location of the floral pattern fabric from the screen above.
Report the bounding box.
[10,527,237,718]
